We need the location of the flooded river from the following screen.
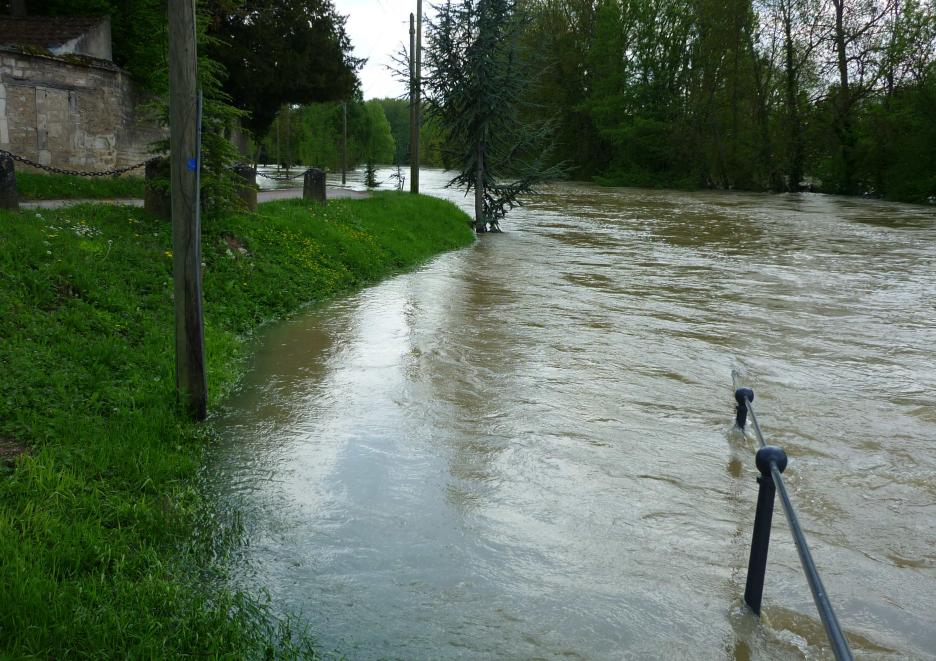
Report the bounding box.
[211,169,936,659]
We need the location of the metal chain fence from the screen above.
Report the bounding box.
[0,150,320,182]
[0,149,163,177]
[255,169,310,182]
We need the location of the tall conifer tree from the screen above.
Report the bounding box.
[423,0,563,232]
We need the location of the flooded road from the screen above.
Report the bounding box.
[211,170,936,659]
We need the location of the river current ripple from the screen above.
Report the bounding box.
[211,170,936,659]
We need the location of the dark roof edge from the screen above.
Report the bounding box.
[0,44,121,73]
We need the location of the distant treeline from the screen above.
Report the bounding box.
[259,98,449,171]
[32,0,928,200]
[521,0,935,202]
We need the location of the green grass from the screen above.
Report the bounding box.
[15,172,146,200]
[0,193,475,658]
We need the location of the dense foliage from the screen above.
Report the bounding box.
[522,0,936,202]
[205,0,362,138]
[374,97,449,167]
[260,98,395,170]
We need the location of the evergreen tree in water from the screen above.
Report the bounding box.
[423,0,563,232]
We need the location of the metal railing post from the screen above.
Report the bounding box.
[735,387,754,429]
[732,375,854,660]
[744,445,788,615]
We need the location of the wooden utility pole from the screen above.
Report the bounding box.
[168,0,207,421]
[341,101,347,185]
[409,12,417,192]
[413,0,422,194]
[284,105,291,170]
[475,143,484,231]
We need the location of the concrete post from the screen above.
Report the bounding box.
[0,154,18,212]
[303,168,326,205]
[233,163,258,212]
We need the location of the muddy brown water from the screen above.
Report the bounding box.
[211,169,936,659]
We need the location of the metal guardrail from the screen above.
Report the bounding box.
[732,370,853,661]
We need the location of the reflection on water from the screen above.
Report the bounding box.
[211,170,936,659]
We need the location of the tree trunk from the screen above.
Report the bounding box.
[782,3,804,191]
[474,142,485,232]
[748,28,779,191]
[832,0,855,194]
[10,0,26,17]
[885,0,899,96]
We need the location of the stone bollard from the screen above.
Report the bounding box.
[233,163,258,212]
[144,157,171,220]
[0,153,18,212]
[303,168,326,206]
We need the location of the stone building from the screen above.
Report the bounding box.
[0,16,166,172]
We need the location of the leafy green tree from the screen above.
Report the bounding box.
[855,0,936,201]
[577,0,698,187]
[374,98,448,167]
[205,0,362,139]
[522,0,605,177]
[770,0,823,190]
[361,100,395,164]
[374,98,411,164]
[418,116,448,168]
[424,0,564,232]
[262,98,395,171]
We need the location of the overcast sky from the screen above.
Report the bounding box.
[333,0,427,100]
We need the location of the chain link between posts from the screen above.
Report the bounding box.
[1,149,317,183]
[255,169,309,182]
[0,149,163,177]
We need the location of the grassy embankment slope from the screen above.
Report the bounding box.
[0,192,474,657]
[15,172,146,200]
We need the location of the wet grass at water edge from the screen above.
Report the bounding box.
[0,193,475,657]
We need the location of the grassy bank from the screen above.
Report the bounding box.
[15,172,146,200]
[0,193,474,657]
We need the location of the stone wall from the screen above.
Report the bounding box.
[0,47,166,173]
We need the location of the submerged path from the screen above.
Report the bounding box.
[21,186,368,209]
